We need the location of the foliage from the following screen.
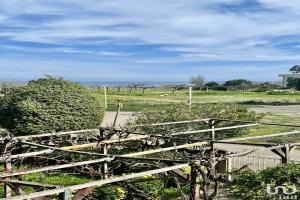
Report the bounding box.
[230,164,300,200]
[254,82,282,92]
[205,81,220,88]
[287,77,300,90]
[92,175,164,200]
[0,77,104,135]
[190,75,205,89]
[290,65,300,73]
[92,185,127,200]
[133,103,264,139]
[224,79,252,88]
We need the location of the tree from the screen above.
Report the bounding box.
[205,82,219,88]
[223,79,252,91]
[0,77,104,135]
[290,65,300,73]
[224,79,252,87]
[230,164,300,200]
[287,77,300,90]
[190,75,205,89]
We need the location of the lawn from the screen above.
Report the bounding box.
[91,88,300,112]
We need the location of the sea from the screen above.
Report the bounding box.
[80,81,187,87]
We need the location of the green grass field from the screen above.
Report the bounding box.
[92,88,300,111]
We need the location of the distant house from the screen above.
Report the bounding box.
[279,65,300,86]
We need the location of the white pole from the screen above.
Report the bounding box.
[104,85,107,110]
[188,85,192,109]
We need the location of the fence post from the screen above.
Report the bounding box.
[59,188,72,200]
[226,158,232,181]
[103,144,108,179]
[209,119,215,152]
[4,159,12,198]
[104,85,108,110]
[189,163,201,200]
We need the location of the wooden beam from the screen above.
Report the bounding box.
[21,141,191,163]
[2,135,150,161]
[1,141,205,178]
[212,118,300,128]
[4,159,12,198]
[13,129,99,141]
[62,135,149,150]
[0,158,110,178]
[215,141,277,147]
[131,118,210,127]
[171,123,259,136]
[125,141,207,157]
[223,130,300,142]
[2,164,189,200]
[0,180,59,189]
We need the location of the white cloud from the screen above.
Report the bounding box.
[0,0,300,80]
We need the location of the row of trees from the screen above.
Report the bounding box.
[189,75,287,91]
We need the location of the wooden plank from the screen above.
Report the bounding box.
[2,164,189,200]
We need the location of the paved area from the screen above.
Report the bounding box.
[251,105,300,115]
[101,112,133,127]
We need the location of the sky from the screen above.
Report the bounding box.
[1,0,300,82]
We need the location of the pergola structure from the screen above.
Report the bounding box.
[1,118,300,200]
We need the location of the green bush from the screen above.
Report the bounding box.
[133,103,263,139]
[0,77,104,135]
[230,164,300,200]
[92,176,164,200]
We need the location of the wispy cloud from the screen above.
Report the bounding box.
[0,0,300,81]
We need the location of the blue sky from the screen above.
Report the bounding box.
[1,0,300,82]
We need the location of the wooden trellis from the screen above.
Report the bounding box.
[1,118,300,200]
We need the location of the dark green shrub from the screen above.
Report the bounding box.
[205,81,220,88]
[92,176,164,200]
[0,77,104,135]
[230,164,300,200]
